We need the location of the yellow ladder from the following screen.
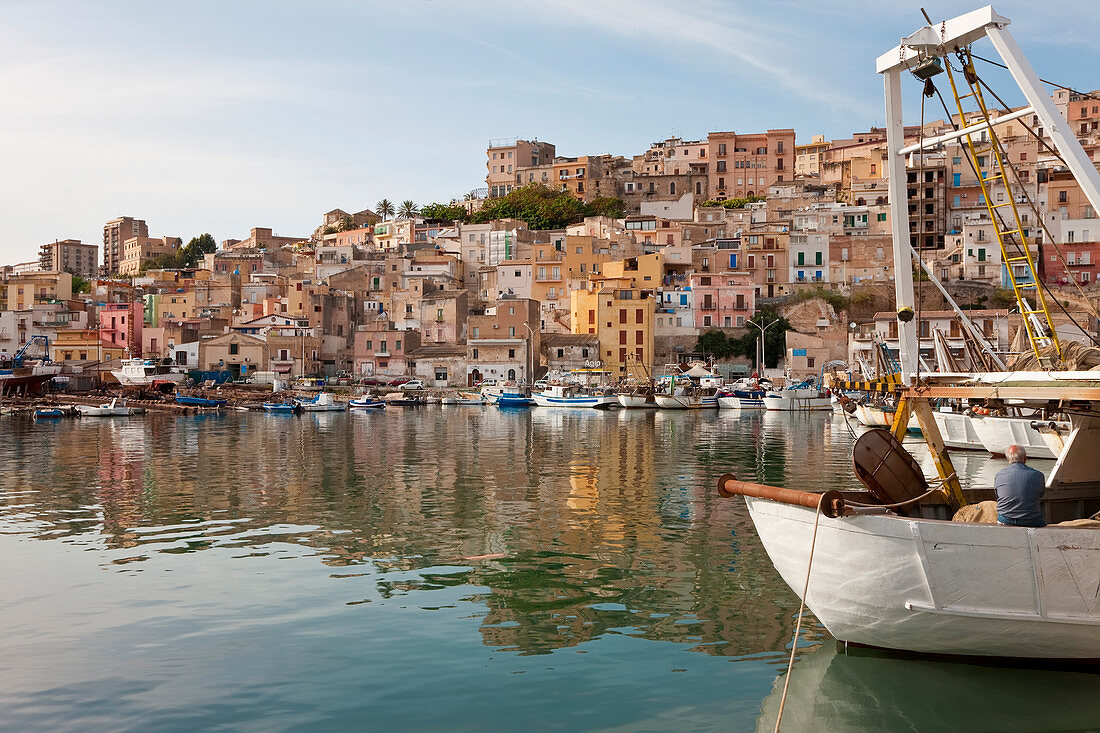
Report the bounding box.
[943,50,1061,367]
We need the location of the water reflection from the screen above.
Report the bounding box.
[1,408,1077,729]
[756,643,1100,732]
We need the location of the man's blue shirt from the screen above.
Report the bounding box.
[994,462,1046,527]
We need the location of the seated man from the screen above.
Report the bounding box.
[994,444,1046,527]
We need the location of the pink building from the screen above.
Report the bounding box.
[1040,240,1100,286]
[353,321,421,379]
[690,271,755,330]
[97,302,144,355]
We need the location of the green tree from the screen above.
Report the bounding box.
[337,215,355,232]
[178,233,217,269]
[70,274,91,293]
[700,196,766,209]
[733,307,792,369]
[587,196,625,219]
[376,199,395,220]
[398,200,419,218]
[469,184,624,230]
[696,330,736,359]
[419,202,468,222]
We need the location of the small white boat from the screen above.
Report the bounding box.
[932,409,984,450]
[75,398,138,417]
[969,414,1064,459]
[654,391,719,409]
[349,394,385,409]
[296,392,346,412]
[616,385,657,408]
[762,384,832,411]
[441,391,484,405]
[854,403,920,430]
[532,384,616,409]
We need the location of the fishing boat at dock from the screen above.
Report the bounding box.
[761,379,832,412]
[111,358,187,387]
[296,392,346,412]
[532,383,616,409]
[349,394,386,409]
[717,6,1100,662]
[175,393,228,408]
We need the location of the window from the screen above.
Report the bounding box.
[508,348,515,358]
[619,309,626,323]
[636,309,643,323]
[508,326,515,337]
[435,369,447,381]
[472,348,478,359]
[619,331,627,344]
[395,339,401,351]
[229,343,239,355]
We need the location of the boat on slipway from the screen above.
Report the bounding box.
[717,7,1100,662]
[175,393,228,409]
[0,337,62,395]
[112,358,187,387]
[532,384,616,409]
[76,398,140,417]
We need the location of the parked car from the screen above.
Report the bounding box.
[389,377,412,386]
[399,380,426,391]
[360,377,385,386]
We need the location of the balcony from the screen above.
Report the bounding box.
[700,304,716,311]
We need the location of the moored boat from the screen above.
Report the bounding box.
[931,409,984,450]
[532,383,616,409]
[32,407,66,419]
[349,394,385,409]
[762,380,832,411]
[262,401,301,413]
[296,391,346,412]
[969,414,1063,459]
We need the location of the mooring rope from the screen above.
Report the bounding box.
[773,493,824,733]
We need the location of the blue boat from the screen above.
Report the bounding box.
[263,402,301,414]
[33,408,65,419]
[349,396,385,409]
[176,393,228,408]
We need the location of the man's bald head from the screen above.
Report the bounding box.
[1006,444,1027,464]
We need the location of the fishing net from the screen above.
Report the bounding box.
[1007,341,1100,371]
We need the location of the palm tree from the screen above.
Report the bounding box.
[376,198,394,220]
[398,200,418,218]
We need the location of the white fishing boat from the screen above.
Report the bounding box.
[931,409,985,450]
[717,379,769,409]
[111,358,187,387]
[75,398,138,417]
[762,382,832,412]
[296,391,345,412]
[616,384,658,408]
[653,390,719,409]
[441,391,484,405]
[969,414,1064,459]
[720,7,1100,662]
[854,402,920,430]
[349,393,385,409]
[532,383,616,409]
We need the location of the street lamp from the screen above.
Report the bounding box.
[750,317,779,376]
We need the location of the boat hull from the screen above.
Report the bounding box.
[746,497,1100,659]
[653,394,719,409]
[932,411,985,450]
[349,399,385,409]
[717,396,764,409]
[970,416,1061,459]
[762,395,832,411]
[617,394,657,408]
[532,394,616,409]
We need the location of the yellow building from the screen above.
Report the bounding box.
[157,290,195,322]
[570,275,656,379]
[0,271,74,310]
[601,253,664,289]
[52,329,125,363]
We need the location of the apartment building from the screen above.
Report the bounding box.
[103,216,148,274]
[486,138,556,198]
[570,275,656,378]
[795,135,829,177]
[118,236,183,275]
[690,271,754,330]
[466,297,540,384]
[707,129,796,201]
[38,239,99,278]
[0,270,74,311]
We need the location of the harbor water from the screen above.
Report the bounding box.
[2,408,1098,731]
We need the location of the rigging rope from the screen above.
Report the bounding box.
[772,493,824,733]
[930,59,1100,349]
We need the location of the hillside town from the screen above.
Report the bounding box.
[5,84,1100,391]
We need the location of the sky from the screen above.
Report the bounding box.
[2,0,1099,265]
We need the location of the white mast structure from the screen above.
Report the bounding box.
[877,5,1100,382]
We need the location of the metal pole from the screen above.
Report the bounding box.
[884,67,918,384]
